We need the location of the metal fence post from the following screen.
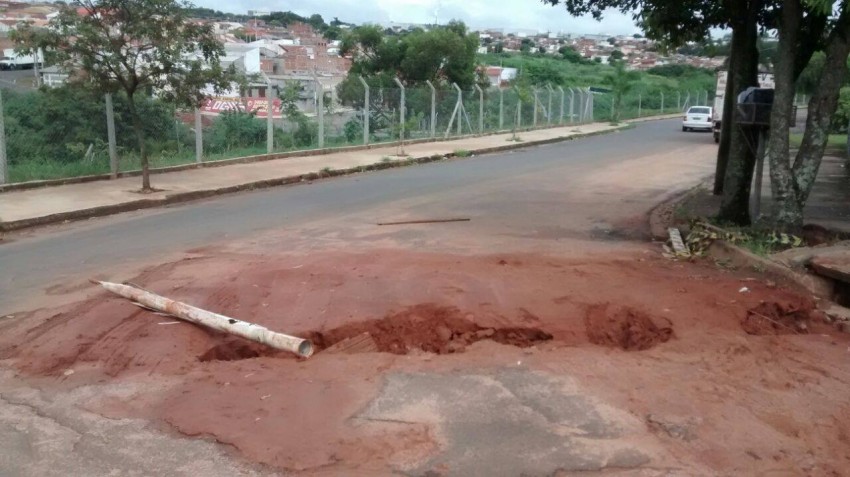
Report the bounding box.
[660,91,664,114]
[514,86,522,130]
[474,84,484,133]
[569,88,575,124]
[499,87,504,130]
[638,93,642,118]
[546,84,553,125]
[454,82,462,136]
[358,75,369,145]
[194,107,203,164]
[314,71,324,149]
[426,80,436,138]
[266,81,274,154]
[0,89,6,185]
[558,86,565,124]
[533,88,539,127]
[393,77,406,152]
[104,93,118,178]
[677,91,681,111]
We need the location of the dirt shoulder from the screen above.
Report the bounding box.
[1,245,848,475]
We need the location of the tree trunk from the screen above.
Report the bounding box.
[716,0,761,225]
[791,10,850,213]
[766,0,802,230]
[714,55,737,194]
[127,94,151,191]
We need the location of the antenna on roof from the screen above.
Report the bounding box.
[433,0,441,26]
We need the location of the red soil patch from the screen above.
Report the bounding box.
[742,297,816,335]
[307,304,552,355]
[584,304,674,351]
[2,249,848,475]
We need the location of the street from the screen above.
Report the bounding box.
[2,119,849,476]
[2,119,713,311]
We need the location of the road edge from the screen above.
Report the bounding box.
[0,124,634,233]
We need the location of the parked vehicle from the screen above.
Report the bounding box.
[712,70,774,143]
[0,49,42,70]
[683,106,713,132]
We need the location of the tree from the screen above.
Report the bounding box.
[559,45,587,63]
[338,21,479,90]
[15,0,232,192]
[607,36,617,45]
[543,0,770,225]
[610,50,625,60]
[605,61,639,122]
[766,0,850,229]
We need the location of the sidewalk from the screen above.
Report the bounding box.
[0,120,636,231]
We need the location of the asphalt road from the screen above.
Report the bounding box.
[0,119,717,312]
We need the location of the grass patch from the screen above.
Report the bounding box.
[789,132,846,156]
[454,149,471,157]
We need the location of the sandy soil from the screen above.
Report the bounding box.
[1,244,848,475]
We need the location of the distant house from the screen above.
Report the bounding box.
[482,66,518,87]
[40,65,69,87]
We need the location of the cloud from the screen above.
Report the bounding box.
[192,0,640,35]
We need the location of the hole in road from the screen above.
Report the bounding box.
[584,305,674,351]
[307,304,553,355]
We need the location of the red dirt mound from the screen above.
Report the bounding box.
[584,304,673,351]
[307,304,552,355]
[742,299,814,335]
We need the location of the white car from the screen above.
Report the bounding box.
[682,106,713,132]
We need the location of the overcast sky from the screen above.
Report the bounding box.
[193,0,642,35]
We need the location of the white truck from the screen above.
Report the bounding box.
[0,48,42,70]
[712,70,775,143]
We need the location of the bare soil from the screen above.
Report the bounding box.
[1,247,849,475]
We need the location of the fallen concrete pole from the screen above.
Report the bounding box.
[94,280,313,358]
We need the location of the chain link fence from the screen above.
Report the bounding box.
[0,82,712,185]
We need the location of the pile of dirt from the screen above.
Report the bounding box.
[742,299,814,335]
[307,304,552,355]
[584,305,674,351]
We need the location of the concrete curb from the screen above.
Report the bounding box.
[0,115,670,193]
[0,124,632,232]
[706,239,835,299]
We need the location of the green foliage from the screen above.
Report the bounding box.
[14,0,233,189]
[796,51,826,95]
[344,118,361,143]
[610,50,624,61]
[646,64,712,78]
[204,111,265,153]
[3,86,175,166]
[558,45,589,64]
[340,21,479,90]
[604,61,640,122]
